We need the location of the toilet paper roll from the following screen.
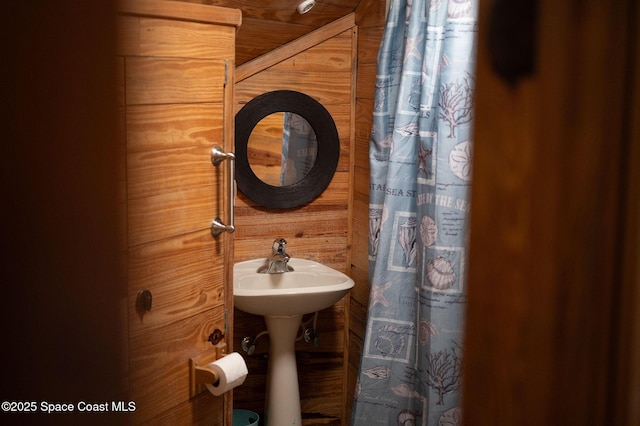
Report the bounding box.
[204,352,248,396]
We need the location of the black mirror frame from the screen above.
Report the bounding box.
[235,90,340,209]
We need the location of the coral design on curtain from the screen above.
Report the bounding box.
[352,1,477,425]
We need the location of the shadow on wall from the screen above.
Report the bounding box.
[1,3,126,424]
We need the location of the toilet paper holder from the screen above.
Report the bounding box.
[189,342,227,398]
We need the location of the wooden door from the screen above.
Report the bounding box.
[117,1,240,423]
[463,0,639,425]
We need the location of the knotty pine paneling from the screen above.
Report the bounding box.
[233,25,356,425]
[126,104,224,153]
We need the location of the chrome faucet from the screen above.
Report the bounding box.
[258,238,293,274]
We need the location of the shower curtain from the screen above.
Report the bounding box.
[352,1,477,425]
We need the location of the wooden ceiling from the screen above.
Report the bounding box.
[185,0,364,65]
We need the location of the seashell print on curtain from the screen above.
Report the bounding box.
[353,0,477,425]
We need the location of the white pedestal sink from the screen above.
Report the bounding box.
[234,258,354,426]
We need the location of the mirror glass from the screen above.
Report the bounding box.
[247,112,318,186]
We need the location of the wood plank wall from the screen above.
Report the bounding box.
[233,27,357,425]
[118,3,240,423]
[346,0,386,422]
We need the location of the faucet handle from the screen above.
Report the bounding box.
[272,238,287,255]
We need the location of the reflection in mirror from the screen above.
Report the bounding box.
[247,112,317,186]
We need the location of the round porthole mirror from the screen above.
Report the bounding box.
[235,90,339,209]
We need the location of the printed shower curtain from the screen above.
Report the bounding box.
[352,1,477,425]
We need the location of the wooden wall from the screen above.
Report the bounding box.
[346,0,386,422]
[233,21,357,425]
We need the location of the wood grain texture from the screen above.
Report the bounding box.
[144,391,224,425]
[355,62,377,99]
[117,16,236,59]
[127,231,225,337]
[126,57,226,105]
[270,31,355,72]
[128,185,221,246]
[128,308,226,422]
[127,146,217,200]
[126,104,224,153]
[119,4,235,424]
[355,26,384,64]
[234,208,349,242]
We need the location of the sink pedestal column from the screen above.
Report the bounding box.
[264,315,303,426]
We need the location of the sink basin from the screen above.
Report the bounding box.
[234,257,354,426]
[234,258,354,316]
